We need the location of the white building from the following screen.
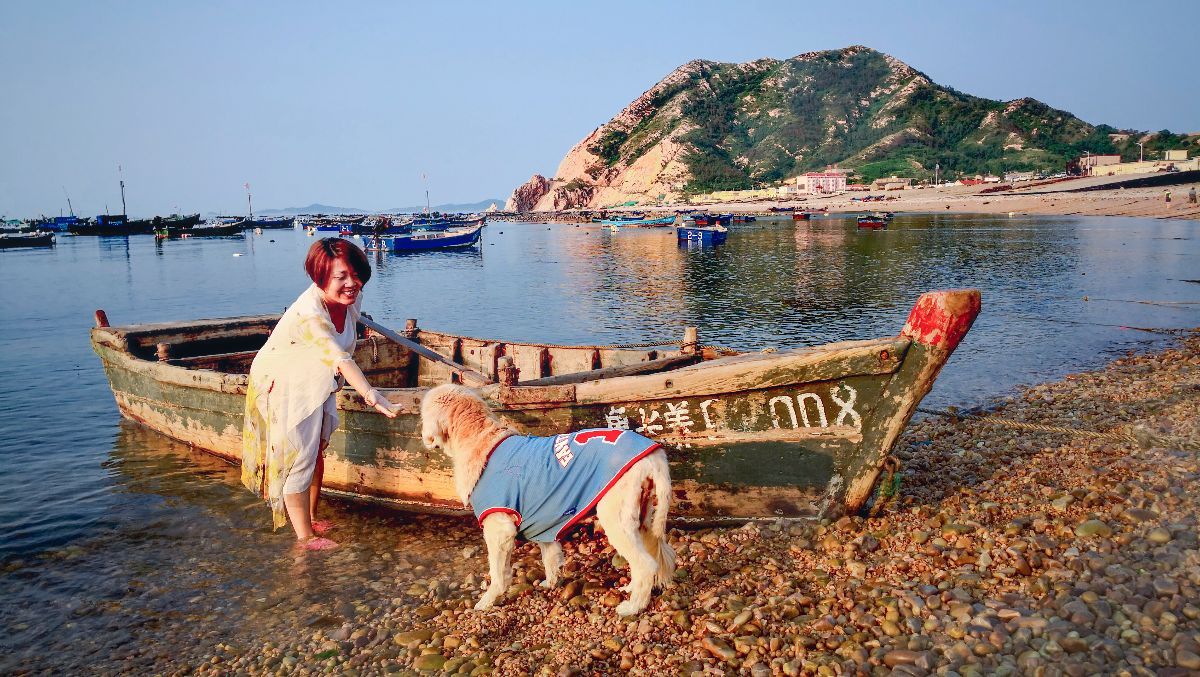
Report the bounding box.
[796,172,847,194]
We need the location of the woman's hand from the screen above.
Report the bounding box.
[365,389,399,418]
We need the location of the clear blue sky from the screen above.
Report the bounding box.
[2,1,1196,218]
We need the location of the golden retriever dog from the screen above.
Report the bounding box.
[421,384,675,616]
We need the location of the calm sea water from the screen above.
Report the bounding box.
[0,214,1197,671]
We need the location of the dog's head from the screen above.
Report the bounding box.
[420,383,513,506]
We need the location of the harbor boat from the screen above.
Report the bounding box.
[90,289,981,521]
[39,216,82,232]
[793,211,812,221]
[244,216,295,229]
[70,214,152,236]
[359,222,484,252]
[731,214,757,223]
[596,215,675,227]
[676,223,729,244]
[0,230,55,249]
[857,213,891,230]
[690,213,732,227]
[158,217,245,239]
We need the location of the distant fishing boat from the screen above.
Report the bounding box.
[857,213,891,230]
[793,211,812,221]
[359,222,484,252]
[690,214,732,227]
[676,223,728,244]
[731,214,757,223]
[0,231,55,249]
[596,215,675,227]
[158,217,244,239]
[70,214,153,236]
[244,216,294,229]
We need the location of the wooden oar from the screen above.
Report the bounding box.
[359,316,492,387]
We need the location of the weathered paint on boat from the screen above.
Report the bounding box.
[90,290,979,522]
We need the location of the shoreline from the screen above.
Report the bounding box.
[494,178,1200,224]
[174,330,1200,676]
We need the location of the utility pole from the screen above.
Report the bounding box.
[935,163,940,186]
[1137,142,1144,163]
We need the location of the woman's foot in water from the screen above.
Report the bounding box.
[299,536,339,551]
[311,520,335,536]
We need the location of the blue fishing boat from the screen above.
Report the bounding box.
[677,223,728,244]
[359,223,484,252]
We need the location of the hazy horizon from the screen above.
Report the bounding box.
[3,0,1198,219]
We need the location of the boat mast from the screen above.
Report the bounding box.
[245,182,253,219]
[423,172,430,215]
[118,165,127,217]
[62,186,75,216]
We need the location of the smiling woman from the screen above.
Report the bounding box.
[241,238,399,549]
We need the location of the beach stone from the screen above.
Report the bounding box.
[1147,527,1173,544]
[1074,520,1112,538]
[1154,577,1180,596]
[1177,650,1200,670]
[394,630,433,646]
[413,653,446,671]
[701,636,736,662]
[1051,495,1074,511]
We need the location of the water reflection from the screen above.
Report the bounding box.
[0,422,479,673]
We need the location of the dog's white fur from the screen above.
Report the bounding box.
[421,384,675,616]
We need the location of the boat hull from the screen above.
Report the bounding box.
[677,225,728,244]
[91,290,979,522]
[361,224,483,252]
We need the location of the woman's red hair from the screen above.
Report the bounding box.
[304,237,372,287]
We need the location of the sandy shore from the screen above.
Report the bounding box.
[744,183,1200,222]
[172,331,1200,676]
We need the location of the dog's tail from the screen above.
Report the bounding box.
[646,451,676,588]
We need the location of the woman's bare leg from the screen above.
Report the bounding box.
[309,453,324,519]
[284,492,315,540]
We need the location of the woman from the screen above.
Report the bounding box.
[241,238,398,549]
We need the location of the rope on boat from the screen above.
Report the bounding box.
[913,407,1200,452]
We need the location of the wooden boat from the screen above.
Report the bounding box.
[359,223,483,252]
[90,289,981,522]
[793,211,812,221]
[0,230,54,249]
[676,223,728,244]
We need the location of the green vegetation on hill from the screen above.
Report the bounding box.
[586,46,1193,193]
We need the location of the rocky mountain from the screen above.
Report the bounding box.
[508,45,1153,211]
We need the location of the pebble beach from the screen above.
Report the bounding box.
[138,331,1200,677]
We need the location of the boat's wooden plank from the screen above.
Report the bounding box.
[509,344,548,382]
[574,338,909,403]
[519,354,702,387]
[546,347,596,376]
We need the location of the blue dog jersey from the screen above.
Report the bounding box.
[470,429,662,543]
